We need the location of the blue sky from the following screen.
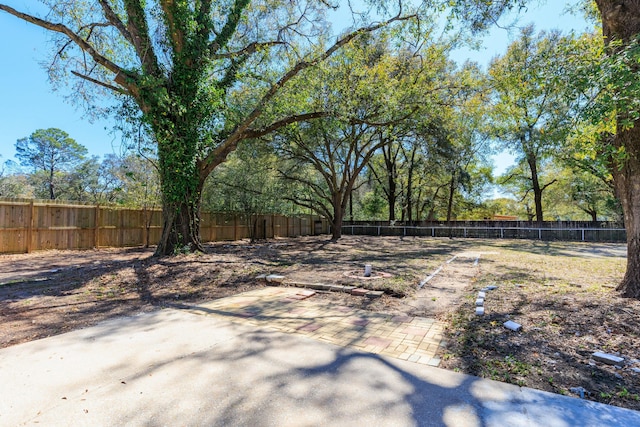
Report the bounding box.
[0,1,593,174]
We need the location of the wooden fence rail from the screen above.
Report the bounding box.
[341,225,627,243]
[0,199,328,254]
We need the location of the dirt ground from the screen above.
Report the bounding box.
[1,236,638,411]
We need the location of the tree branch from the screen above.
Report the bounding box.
[540,178,558,192]
[123,0,161,77]
[71,70,127,94]
[244,112,329,139]
[97,0,133,43]
[0,3,139,95]
[212,41,287,60]
[283,196,332,220]
[209,0,251,54]
[159,0,186,55]
[218,12,417,154]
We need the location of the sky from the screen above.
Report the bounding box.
[0,1,595,175]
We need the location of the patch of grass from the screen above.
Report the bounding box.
[481,355,532,385]
[367,274,417,297]
[617,388,631,398]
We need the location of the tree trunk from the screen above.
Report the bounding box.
[446,172,456,239]
[155,194,204,255]
[446,171,456,223]
[349,188,354,222]
[331,201,344,241]
[527,153,544,223]
[49,166,55,200]
[380,143,398,222]
[611,128,640,298]
[154,133,204,256]
[405,146,417,224]
[426,186,441,221]
[387,165,397,222]
[596,0,640,298]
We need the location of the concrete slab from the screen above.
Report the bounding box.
[1,309,639,426]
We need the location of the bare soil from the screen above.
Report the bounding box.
[1,236,638,411]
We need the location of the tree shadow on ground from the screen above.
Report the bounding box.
[27,310,635,427]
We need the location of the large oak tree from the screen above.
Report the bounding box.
[0,0,419,255]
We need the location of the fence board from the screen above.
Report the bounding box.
[0,198,329,254]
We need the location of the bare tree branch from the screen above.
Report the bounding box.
[202,11,418,174]
[212,41,287,60]
[123,0,162,77]
[540,178,558,192]
[97,0,132,43]
[0,3,140,96]
[71,70,127,94]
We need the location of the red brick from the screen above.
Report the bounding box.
[296,290,316,298]
[352,318,370,327]
[391,315,413,323]
[351,288,369,296]
[402,327,428,337]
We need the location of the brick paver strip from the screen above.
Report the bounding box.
[194,287,447,367]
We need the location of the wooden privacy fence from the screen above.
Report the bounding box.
[0,199,328,254]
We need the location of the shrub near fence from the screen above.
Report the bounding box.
[341,221,627,243]
[0,198,328,254]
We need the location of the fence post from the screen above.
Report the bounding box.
[93,205,100,248]
[538,228,542,240]
[500,228,504,239]
[233,215,238,241]
[141,207,147,247]
[378,225,381,236]
[118,208,123,247]
[581,229,585,242]
[272,214,276,238]
[26,200,35,253]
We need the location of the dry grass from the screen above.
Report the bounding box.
[439,240,640,411]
